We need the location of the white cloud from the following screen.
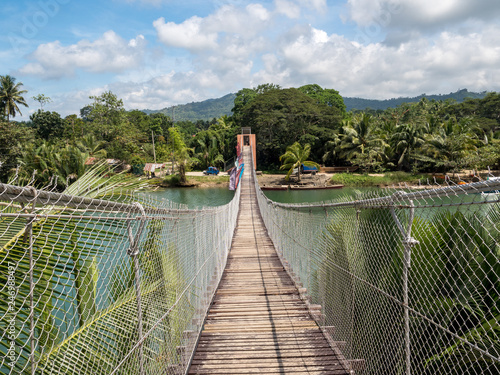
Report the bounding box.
[153,16,218,51]
[347,0,500,32]
[256,23,500,98]
[296,0,327,12]
[19,31,147,79]
[17,0,500,119]
[154,3,271,51]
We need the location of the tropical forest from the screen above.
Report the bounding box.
[1,75,500,188]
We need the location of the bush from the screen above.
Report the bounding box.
[163,174,180,186]
[330,172,427,187]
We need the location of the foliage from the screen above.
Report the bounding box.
[329,172,427,187]
[167,127,192,184]
[32,94,52,110]
[344,89,487,112]
[1,83,499,179]
[147,93,236,122]
[234,87,342,169]
[297,84,346,115]
[279,142,320,182]
[17,141,90,189]
[31,109,66,140]
[0,163,150,373]
[318,201,500,374]
[162,174,181,186]
[0,121,35,181]
[0,75,28,121]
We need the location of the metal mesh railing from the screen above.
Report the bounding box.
[0,179,240,374]
[255,172,500,375]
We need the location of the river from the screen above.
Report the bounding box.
[145,186,380,207]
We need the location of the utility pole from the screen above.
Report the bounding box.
[151,130,156,164]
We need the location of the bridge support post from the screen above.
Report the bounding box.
[391,200,419,375]
[25,188,38,375]
[126,203,147,375]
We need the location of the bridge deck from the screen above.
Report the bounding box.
[188,148,350,374]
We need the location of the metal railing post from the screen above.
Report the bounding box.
[391,200,418,375]
[126,203,147,375]
[26,187,38,375]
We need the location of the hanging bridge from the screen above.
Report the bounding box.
[1,145,500,375]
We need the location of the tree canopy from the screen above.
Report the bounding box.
[1,77,500,186]
[234,87,343,169]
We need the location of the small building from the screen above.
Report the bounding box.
[237,127,257,170]
[144,163,166,177]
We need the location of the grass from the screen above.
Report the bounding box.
[159,174,230,187]
[188,175,230,185]
[330,172,428,187]
[162,174,181,186]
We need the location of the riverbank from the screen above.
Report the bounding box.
[150,170,497,189]
[151,172,230,188]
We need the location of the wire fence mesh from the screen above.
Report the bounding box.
[255,172,500,375]
[3,157,500,375]
[0,179,240,375]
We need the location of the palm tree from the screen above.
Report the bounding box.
[421,118,478,172]
[0,75,28,121]
[18,141,89,188]
[76,134,107,158]
[390,123,427,170]
[337,114,387,164]
[0,163,151,373]
[279,142,319,182]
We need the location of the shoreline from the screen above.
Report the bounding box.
[149,171,496,190]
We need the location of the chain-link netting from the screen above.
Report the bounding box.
[255,171,500,375]
[0,176,240,374]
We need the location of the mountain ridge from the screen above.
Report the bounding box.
[142,89,489,122]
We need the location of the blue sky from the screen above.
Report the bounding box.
[2,0,500,120]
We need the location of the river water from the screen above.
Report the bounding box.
[145,186,378,207]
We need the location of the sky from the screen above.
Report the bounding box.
[1,0,500,120]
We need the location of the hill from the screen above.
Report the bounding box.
[344,89,487,111]
[143,89,488,121]
[143,93,236,122]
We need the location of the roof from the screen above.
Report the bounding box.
[84,157,122,166]
[144,163,165,172]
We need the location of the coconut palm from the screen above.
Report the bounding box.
[337,114,387,166]
[279,142,320,182]
[0,162,151,373]
[421,118,478,171]
[193,131,224,169]
[390,122,427,169]
[76,134,107,158]
[0,75,28,121]
[411,210,500,374]
[18,141,89,188]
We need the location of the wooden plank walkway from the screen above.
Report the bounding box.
[188,147,351,375]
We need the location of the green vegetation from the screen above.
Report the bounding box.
[330,172,428,187]
[319,203,500,374]
[0,163,152,372]
[232,87,500,175]
[144,89,487,120]
[344,88,487,111]
[145,93,236,122]
[162,174,181,186]
[188,175,230,185]
[1,76,499,188]
[0,75,28,122]
[279,142,320,181]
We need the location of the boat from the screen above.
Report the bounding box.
[481,176,500,195]
[289,185,344,190]
[260,185,289,191]
[260,185,344,191]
